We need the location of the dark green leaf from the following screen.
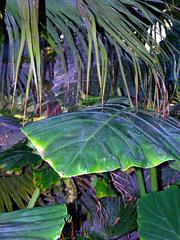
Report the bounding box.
[0,143,42,172]
[0,204,68,239]
[137,185,180,240]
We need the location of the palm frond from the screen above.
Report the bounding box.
[0,170,35,212]
[42,0,180,109]
[1,0,179,114]
[2,0,42,115]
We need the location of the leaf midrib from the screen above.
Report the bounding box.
[65,115,116,174]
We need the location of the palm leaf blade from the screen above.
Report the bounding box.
[0,172,34,212]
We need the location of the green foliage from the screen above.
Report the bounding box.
[0,0,179,237]
[80,95,101,107]
[33,166,60,191]
[6,0,42,111]
[0,140,43,212]
[22,102,180,178]
[27,187,40,209]
[92,175,117,198]
[2,0,180,111]
[0,204,68,239]
[0,171,34,212]
[0,143,42,172]
[137,185,180,240]
[169,161,180,171]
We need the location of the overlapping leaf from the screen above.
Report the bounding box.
[22,102,180,178]
[0,204,68,239]
[2,0,180,111]
[0,116,25,153]
[33,166,60,191]
[81,197,137,240]
[137,185,180,240]
[0,143,42,172]
[92,175,117,198]
[0,171,34,212]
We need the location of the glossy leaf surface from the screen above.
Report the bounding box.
[22,104,180,177]
[0,204,68,239]
[137,185,180,240]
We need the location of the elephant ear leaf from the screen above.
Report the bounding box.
[137,185,180,240]
[21,105,180,178]
[0,204,68,240]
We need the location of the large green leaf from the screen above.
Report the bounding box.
[22,103,180,178]
[137,185,180,240]
[0,204,68,239]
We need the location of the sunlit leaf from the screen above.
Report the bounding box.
[22,100,180,178]
[33,166,60,191]
[92,175,117,198]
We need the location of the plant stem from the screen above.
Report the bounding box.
[27,187,40,208]
[136,168,146,196]
[150,167,158,192]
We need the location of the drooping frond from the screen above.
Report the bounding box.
[1,0,179,113]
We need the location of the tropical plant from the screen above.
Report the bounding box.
[0,0,180,239]
[20,98,180,239]
[0,97,179,238]
[0,0,179,116]
[78,196,138,240]
[0,116,69,239]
